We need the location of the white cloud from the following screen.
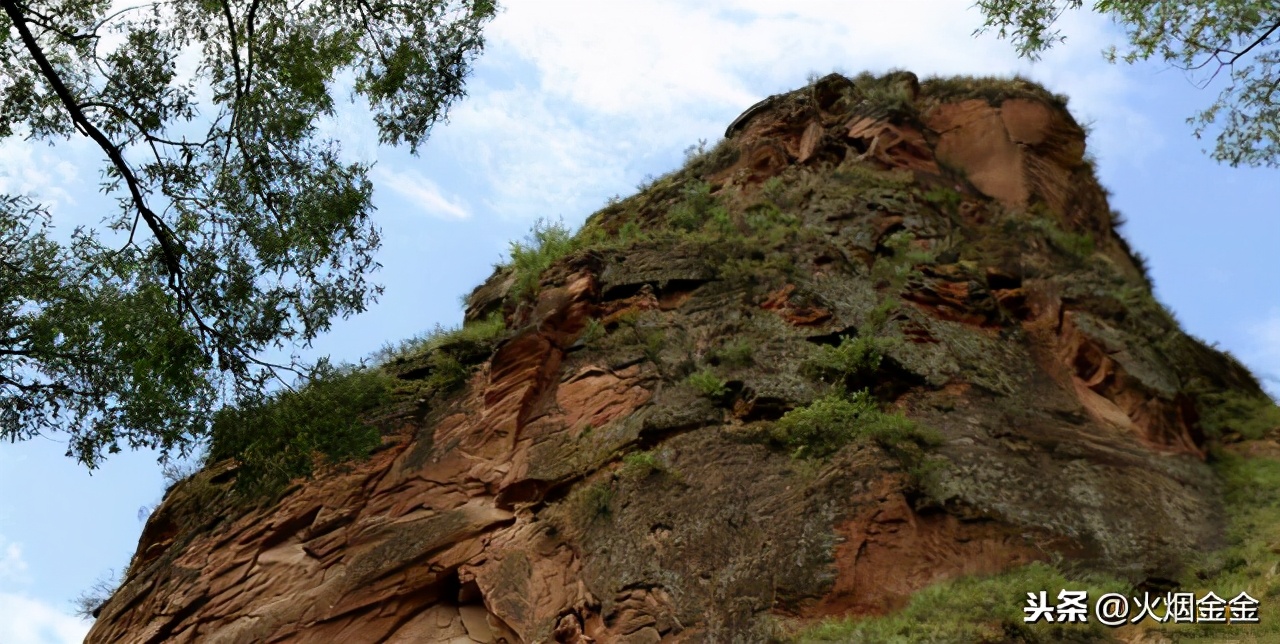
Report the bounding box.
[373,167,472,220]
[0,536,29,585]
[0,593,91,644]
[487,2,760,114]
[440,88,636,220]
[424,0,1149,223]
[0,137,80,212]
[0,539,87,644]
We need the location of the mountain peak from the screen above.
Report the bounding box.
[87,71,1275,643]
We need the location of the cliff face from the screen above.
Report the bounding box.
[87,73,1272,643]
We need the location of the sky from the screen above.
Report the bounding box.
[1,1,1278,641]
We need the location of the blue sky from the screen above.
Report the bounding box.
[1,2,1278,640]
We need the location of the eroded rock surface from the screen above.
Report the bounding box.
[87,72,1269,643]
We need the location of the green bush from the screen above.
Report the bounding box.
[574,213,655,252]
[207,361,391,496]
[616,220,651,246]
[761,176,787,204]
[506,217,579,299]
[575,482,614,523]
[921,186,963,213]
[642,328,666,364]
[614,309,641,328]
[828,164,916,194]
[621,450,661,477]
[865,298,901,332]
[372,313,505,395]
[668,180,729,232]
[417,351,470,393]
[687,368,729,399]
[743,203,799,243]
[706,205,735,235]
[717,253,796,286]
[855,76,919,120]
[1199,391,1280,440]
[874,230,936,288]
[1053,230,1095,259]
[453,311,507,343]
[1028,216,1095,261]
[711,340,755,368]
[683,138,710,164]
[884,230,937,265]
[1112,284,1181,333]
[804,335,886,387]
[680,137,738,176]
[375,312,506,365]
[774,391,939,459]
[579,317,606,346]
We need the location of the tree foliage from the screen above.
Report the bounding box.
[0,0,496,466]
[975,1,1280,167]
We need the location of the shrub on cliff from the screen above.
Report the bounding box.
[844,71,921,120]
[206,361,391,495]
[1028,215,1095,262]
[667,180,731,233]
[709,340,755,368]
[773,391,940,460]
[1199,391,1280,441]
[919,74,1070,109]
[687,369,730,400]
[374,313,505,369]
[621,451,663,478]
[874,230,937,288]
[803,335,888,389]
[368,313,507,400]
[504,218,580,299]
[73,570,122,619]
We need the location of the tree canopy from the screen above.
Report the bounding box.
[0,0,495,466]
[975,1,1280,167]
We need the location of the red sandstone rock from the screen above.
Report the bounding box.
[86,73,1263,643]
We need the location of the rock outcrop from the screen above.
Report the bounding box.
[87,72,1272,643]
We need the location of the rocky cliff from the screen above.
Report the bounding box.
[86,72,1279,643]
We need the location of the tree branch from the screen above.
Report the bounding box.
[245,0,261,97]
[79,101,205,149]
[1218,20,1279,66]
[0,0,186,291]
[0,372,95,398]
[218,0,246,116]
[18,4,95,42]
[0,0,255,372]
[1181,19,1280,86]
